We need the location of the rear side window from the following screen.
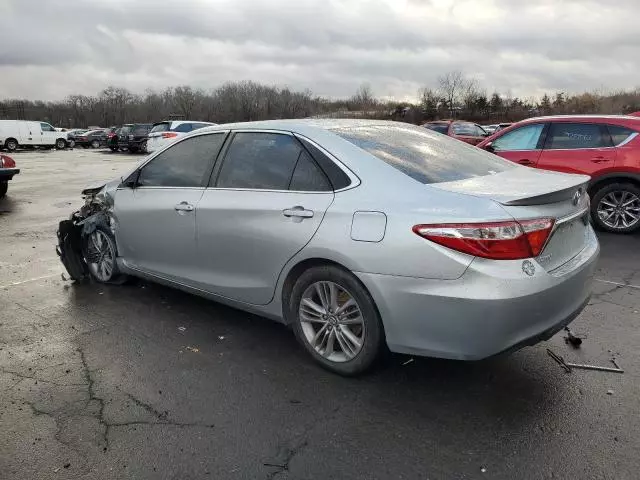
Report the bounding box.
[138,133,226,187]
[150,123,170,133]
[423,123,449,134]
[492,123,545,151]
[607,125,638,146]
[333,124,515,184]
[173,123,194,133]
[289,151,331,191]
[545,123,609,149]
[215,132,301,190]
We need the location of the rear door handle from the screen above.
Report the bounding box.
[517,159,534,166]
[283,206,314,219]
[174,202,194,213]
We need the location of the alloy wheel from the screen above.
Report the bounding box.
[597,190,640,230]
[298,281,365,363]
[85,230,115,282]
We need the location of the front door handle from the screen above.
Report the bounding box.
[283,206,314,219]
[174,201,194,213]
[517,159,534,166]
[591,156,611,163]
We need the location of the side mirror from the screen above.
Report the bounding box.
[121,170,141,189]
[484,142,495,153]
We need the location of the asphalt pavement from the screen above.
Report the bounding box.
[1,149,639,479]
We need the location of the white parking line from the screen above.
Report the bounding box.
[595,279,640,290]
[0,273,60,290]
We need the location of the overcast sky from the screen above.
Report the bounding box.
[1,0,638,101]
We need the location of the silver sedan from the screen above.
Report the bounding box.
[58,120,599,375]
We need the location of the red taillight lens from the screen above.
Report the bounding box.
[0,154,16,168]
[161,132,178,139]
[413,218,555,260]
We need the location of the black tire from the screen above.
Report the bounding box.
[55,138,67,150]
[109,146,118,152]
[128,146,139,154]
[5,138,18,152]
[140,140,147,153]
[0,181,7,199]
[591,182,640,233]
[91,139,100,149]
[83,145,90,149]
[289,265,385,376]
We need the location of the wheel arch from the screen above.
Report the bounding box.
[588,173,640,197]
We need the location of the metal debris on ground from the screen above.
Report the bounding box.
[546,348,624,374]
[178,326,186,332]
[402,358,414,366]
[607,389,614,395]
[185,346,199,353]
[563,326,583,347]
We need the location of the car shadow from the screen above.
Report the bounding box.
[0,196,18,215]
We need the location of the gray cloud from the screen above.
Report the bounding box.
[1,0,639,100]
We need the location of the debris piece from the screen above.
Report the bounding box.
[563,326,583,347]
[611,358,622,370]
[98,292,103,295]
[54,467,60,473]
[402,358,414,366]
[185,346,199,353]
[607,389,614,395]
[63,463,70,469]
[481,466,487,473]
[546,349,571,373]
[289,399,302,404]
[61,273,67,281]
[567,363,623,374]
[178,327,186,332]
[218,336,225,340]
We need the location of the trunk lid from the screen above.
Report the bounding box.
[432,168,591,271]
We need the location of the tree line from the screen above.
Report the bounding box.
[1,73,639,128]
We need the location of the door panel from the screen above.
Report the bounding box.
[487,122,546,167]
[194,190,334,304]
[114,187,205,281]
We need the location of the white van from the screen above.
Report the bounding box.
[0,120,69,151]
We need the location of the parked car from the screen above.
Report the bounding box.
[483,123,512,135]
[478,115,640,233]
[57,120,598,375]
[117,123,153,153]
[422,120,489,145]
[146,120,216,153]
[74,130,108,149]
[0,120,68,151]
[0,154,19,198]
[66,129,88,148]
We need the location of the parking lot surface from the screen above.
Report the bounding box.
[1,149,639,479]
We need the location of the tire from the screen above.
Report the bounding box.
[289,265,385,376]
[69,140,76,149]
[82,225,124,284]
[91,139,100,149]
[128,146,139,154]
[140,140,147,153]
[109,146,118,152]
[591,182,640,233]
[55,138,67,150]
[83,145,90,149]
[5,138,18,152]
[0,181,7,199]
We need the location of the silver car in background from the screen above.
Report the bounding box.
[58,120,599,375]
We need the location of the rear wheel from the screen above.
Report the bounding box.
[109,146,118,152]
[0,181,7,198]
[289,265,384,376]
[591,182,640,233]
[5,138,18,152]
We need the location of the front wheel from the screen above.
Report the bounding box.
[289,265,384,376]
[591,183,640,233]
[0,181,7,199]
[109,146,118,152]
[5,139,18,152]
[83,226,122,283]
[55,139,67,150]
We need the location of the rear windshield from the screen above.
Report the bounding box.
[423,123,449,134]
[150,122,171,133]
[332,124,516,184]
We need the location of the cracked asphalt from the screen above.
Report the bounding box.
[1,149,639,479]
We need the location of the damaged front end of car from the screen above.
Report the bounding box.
[56,180,120,282]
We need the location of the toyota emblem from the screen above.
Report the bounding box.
[572,189,583,206]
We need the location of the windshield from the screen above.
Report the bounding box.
[332,124,516,184]
[150,122,171,133]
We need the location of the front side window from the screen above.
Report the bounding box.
[40,123,55,132]
[138,133,226,187]
[215,132,302,190]
[333,124,515,185]
[491,123,545,151]
[545,123,609,150]
[607,125,638,146]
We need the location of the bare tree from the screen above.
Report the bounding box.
[438,71,466,116]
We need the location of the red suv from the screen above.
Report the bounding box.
[423,120,489,145]
[477,115,640,233]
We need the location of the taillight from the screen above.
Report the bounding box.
[161,132,178,139]
[0,154,16,168]
[413,218,555,260]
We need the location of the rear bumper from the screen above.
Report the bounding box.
[356,227,599,360]
[0,168,20,181]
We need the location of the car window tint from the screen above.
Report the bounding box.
[492,124,545,151]
[608,125,637,146]
[138,133,225,187]
[452,123,477,136]
[546,123,608,149]
[289,151,331,191]
[474,125,488,136]
[333,124,515,185]
[173,123,194,133]
[133,125,151,135]
[150,123,170,133]
[215,132,301,190]
[424,123,449,134]
[192,123,211,130]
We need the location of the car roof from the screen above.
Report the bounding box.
[519,114,640,123]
